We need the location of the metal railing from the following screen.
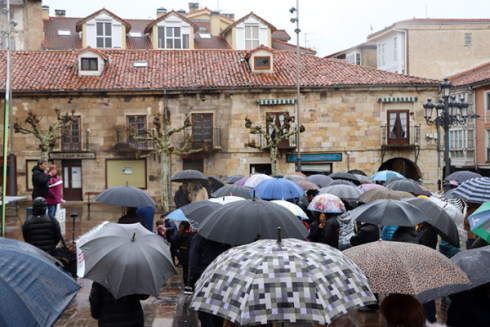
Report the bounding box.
[183,127,221,150]
[115,130,155,151]
[381,125,420,147]
[247,126,298,150]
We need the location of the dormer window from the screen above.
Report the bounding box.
[129,32,142,38]
[157,26,190,49]
[245,25,259,50]
[96,22,112,48]
[58,29,71,36]
[199,33,212,39]
[254,56,270,70]
[81,58,98,71]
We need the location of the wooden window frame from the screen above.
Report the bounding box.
[254,56,271,70]
[96,22,112,48]
[387,110,410,146]
[192,113,213,148]
[62,116,82,151]
[127,115,147,150]
[81,58,98,71]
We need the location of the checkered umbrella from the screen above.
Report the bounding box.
[191,239,376,326]
[453,177,490,203]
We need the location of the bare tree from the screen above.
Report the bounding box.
[244,112,305,175]
[130,112,207,211]
[14,110,76,161]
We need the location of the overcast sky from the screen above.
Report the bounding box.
[44,0,490,57]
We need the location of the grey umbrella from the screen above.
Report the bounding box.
[384,176,406,185]
[451,246,490,288]
[319,184,365,199]
[402,198,460,247]
[94,186,156,207]
[305,174,333,188]
[386,179,424,194]
[208,176,224,192]
[348,169,367,176]
[171,170,208,183]
[329,172,360,185]
[211,185,253,199]
[442,188,459,200]
[81,223,177,299]
[446,171,482,183]
[350,199,429,226]
[354,174,373,184]
[225,175,245,184]
[329,179,355,186]
[198,199,309,245]
[284,174,306,182]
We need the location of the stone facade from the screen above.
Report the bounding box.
[7,84,440,205]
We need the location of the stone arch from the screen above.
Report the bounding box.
[378,157,422,181]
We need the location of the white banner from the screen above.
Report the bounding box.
[76,221,110,278]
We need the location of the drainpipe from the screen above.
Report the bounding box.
[393,27,407,74]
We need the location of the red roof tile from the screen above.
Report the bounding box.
[244,45,276,59]
[271,40,315,55]
[75,8,132,33]
[194,33,232,50]
[271,30,290,41]
[126,19,152,49]
[144,10,198,34]
[43,17,81,49]
[449,62,490,87]
[187,8,235,23]
[220,12,277,36]
[1,49,437,92]
[74,47,109,60]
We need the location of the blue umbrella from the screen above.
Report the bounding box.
[0,238,81,327]
[370,170,405,182]
[251,178,304,200]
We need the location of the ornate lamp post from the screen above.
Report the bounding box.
[423,78,469,191]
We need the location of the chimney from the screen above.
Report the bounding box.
[55,9,66,17]
[189,2,199,13]
[222,13,235,20]
[210,11,220,36]
[42,5,50,20]
[177,9,186,15]
[157,7,167,18]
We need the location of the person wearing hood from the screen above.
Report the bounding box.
[46,165,62,217]
[31,159,53,200]
[189,181,208,203]
[391,226,419,243]
[380,294,447,327]
[174,184,190,209]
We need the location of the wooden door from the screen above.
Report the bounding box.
[62,160,83,201]
[267,112,289,148]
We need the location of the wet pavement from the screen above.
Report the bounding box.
[4,201,448,327]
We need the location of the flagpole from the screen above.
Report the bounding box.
[2,0,11,237]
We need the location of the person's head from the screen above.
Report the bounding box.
[380,294,425,327]
[319,212,327,223]
[126,207,137,214]
[32,197,48,215]
[193,181,201,188]
[179,221,190,232]
[156,220,164,228]
[208,179,213,185]
[37,159,47,171]
[160,213,168,221]
[48,165,57,176]
[181,183,188,192]
[306,190,318,202]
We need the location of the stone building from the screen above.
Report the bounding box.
[0,47,439,204]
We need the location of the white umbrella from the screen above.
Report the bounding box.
[244,173,272,188]
[208,196,246,205]
[430,196,464,227]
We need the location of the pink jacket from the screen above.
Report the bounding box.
[46,174,62,205]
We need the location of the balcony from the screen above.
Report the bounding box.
[247,127,298,151]
[183,127,221,151]
[112,130,155,156]
[381,125,420,148]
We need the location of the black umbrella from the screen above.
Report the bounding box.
[384,176,406,185]
[319,185,365,199]
[208,176,225,192]
[94,186,156,207]
[198,199,309,245]
[225,175,245,184]
[211,185,253,199]
[446,171,482,183]
[442,188,459,200]
[329,172,360,185]
[350,199,428,226]
[386,179,424,194]
[451,246,490,287]
[402,198,460,247]
[175,201,222,228]
[305,175,333,188]
[171,170,208,183]
[329,179,355,186]
[348,169,367,176]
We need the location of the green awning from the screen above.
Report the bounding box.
[377,97,418,103]
[257,99,297,105]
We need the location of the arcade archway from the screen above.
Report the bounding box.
[378,157,421,181]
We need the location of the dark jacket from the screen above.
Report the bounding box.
[164,219,178,242]
[447,286,490,327]
[203,183,213,198]
[188,234,230,288]
[323,217,340,249]
[391,226,419,244]
[173,230,194,265]
[89,281,149,327]
[417,223,438,249]
[22,213,61,254]
[31,165,52,199]
[118,212,147,229]
[308,221,324,243]
[135,207,155,232]
[174,186,190,209]
[350,223,379,246]
[439,240,460,258]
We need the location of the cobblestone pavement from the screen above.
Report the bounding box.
[5,202,448,327]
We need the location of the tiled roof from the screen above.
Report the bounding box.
[244,45,276,59]
[449,62,490,87]
[271,30,290,41]
[74,47,108,60]
[1,49,437,92]
[43,17,81,49]
[368,18,490,39]
[271,40,315,54]
[75,8,132,33]
[194,33,231,50]
[220,12,277,36]
[186,8,235,23]
[325,41,377,58]
[126,19,152,49]
[144,10,198,34]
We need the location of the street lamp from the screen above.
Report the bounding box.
[423,78,470,191]
[290,1,301,172]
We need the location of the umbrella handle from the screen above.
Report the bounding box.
[132,232,136,242]
[277,227,281,244]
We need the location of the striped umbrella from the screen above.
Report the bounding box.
[358,188,414,203]
[453,177,490,203]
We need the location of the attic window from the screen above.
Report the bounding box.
[254,56,271,70]
[134,61,148,68]
[58,29,71,36]
[129,31,142,38]
[199,32,212,39]
[81,58,98,71]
